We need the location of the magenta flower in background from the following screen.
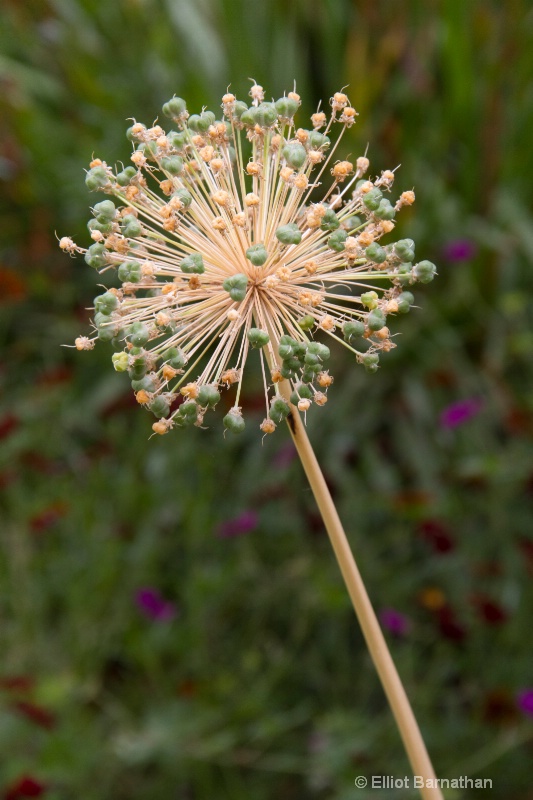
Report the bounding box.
[442,239,477,262]
[379,608,412,637]
[217,510,258,539]
[517,689,533,717]
[440,397,483,429]
[135,587,176,622]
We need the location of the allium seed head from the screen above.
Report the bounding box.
[63,83,437,436]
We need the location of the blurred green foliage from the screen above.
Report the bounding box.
[1,1,533,798]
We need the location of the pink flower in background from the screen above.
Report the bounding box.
[379,608,412,637]
[135,588,176,622]
[517,689,533,717]
[440,397,483,429]
[217,510,258,539]
[442,239,477,262]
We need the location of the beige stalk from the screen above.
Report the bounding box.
[277,376,444,800]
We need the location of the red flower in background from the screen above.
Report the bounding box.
[418,519,455,553]
[4,776,46,799]
[471,595,508,625]
[12,701,55,730]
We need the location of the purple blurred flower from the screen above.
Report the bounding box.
[379,608,412,637]
[273,441,297,469]
[440,397,483,429]
[217,510,258,539]
[135,587,176,621]
[517,689,533,717]
[442,239,477,262]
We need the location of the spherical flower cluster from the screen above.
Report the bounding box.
[61,82,437,436]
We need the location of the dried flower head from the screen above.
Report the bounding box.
[62,85,437,436]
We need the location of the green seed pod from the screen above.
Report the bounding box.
[246,243,268,266]
[374,199,396,220]
[173,188,193,208]
[342,215,362,232]
[362,188,383,211]
[94,312,112,328]
[187,114,201,131]
[162,96,187,118]
[367,309,387,331]
[308,131,330,150]
[118,260,142,283]
[269,397,290,423]
[116,166,137,186]
[223,408,245,433]
[247,328,270,348]
[150,396,170,418]
[181,253,205,274]
[292,383,314,402]
[138,141,158,159]
[239,108,255,126]
[178,400,198,423]
[112,352,129,372]
[298,315,315,330]
[343,320,365,342]
[308,342,330,361]
[254,102,277,127]
[94,292,118,315]
[283,356,302,372]
[231,101,248,120]
[361,290,379,309]
[167,130,189,150]
[394,239,415,261]
[111,330,126,349]
[365,243,387,263]
[189,110,216,133]
[87,218,113,235]
[131,376,156,392]
[301,368,315,383]
[197,385,220,408]
[304,352,320,366]
[320,208,340,232]
[275,223,302,245]
[275,96,299,119]
[222,273,248,302]
[85,166,108,191]
[94,200,116,223]
[328,230,348,252]
[282,143,307,169]
[362,352,380,373]
[165,347,187,369]
[128,322,150,347]
[121,215,142,238]
[128,356,148,380]
[278,342,294,359]
[84,243,108,269]
[161,156,183,175]
[413,260,437,283]
[97,326,114,342]
[397,291,415,313]
[280,364,297,380]
[397,262,414,286]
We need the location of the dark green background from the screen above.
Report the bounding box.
[1,1,532,798]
